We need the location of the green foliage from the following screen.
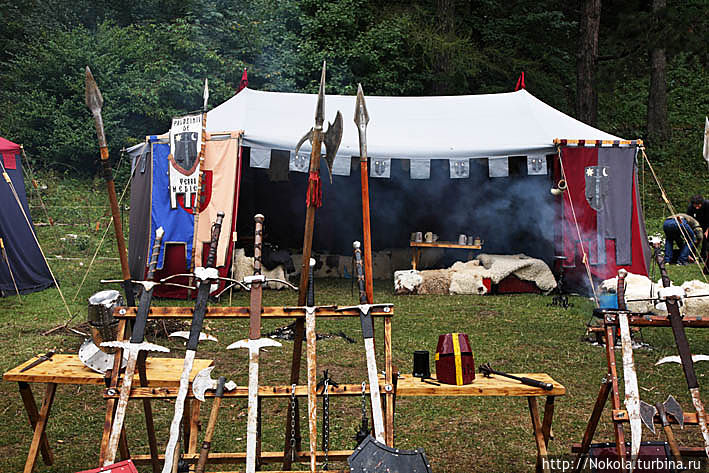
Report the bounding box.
[0,0,706,192]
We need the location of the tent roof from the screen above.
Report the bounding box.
[0,136,20,153]
[207,88,622,159]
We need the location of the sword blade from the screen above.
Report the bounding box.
[162,350,195,473]
[104,351,138,465]
[619,313,641,470]
[364,337,385,443]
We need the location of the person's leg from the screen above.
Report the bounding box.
[678,243,691,264]
[663,219,675,263]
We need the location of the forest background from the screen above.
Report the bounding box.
[0,0,707,219]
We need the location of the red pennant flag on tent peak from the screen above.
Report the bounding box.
[237,68,248,93]
[515,72,526,91]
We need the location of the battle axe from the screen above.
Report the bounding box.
[639,395,684,463]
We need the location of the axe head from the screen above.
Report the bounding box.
[294,128,314,163]
[85,66,103,113]
[192,366,217,402]
[638,400,657,434]
[322,110,343,183]
[664,394,684,429]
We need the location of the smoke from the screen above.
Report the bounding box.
[236,153,559,267]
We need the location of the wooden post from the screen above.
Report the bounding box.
[573,378,612,473]
[527,396,550,473]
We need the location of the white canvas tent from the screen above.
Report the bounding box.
[207,88,621,164]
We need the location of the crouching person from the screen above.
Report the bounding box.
[663,213,703,265]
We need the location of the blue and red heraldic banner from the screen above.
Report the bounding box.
[559,145,650,281]
[147,130,241,298]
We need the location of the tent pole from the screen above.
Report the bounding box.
[0,237,21,300]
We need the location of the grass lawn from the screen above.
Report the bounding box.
[2,255,709,472]
[2,174,709,471]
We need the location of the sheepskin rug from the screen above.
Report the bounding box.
[232,248,288,289]
[394,253,556,295]
[599,272,709,316]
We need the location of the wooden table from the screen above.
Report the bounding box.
[395,373,565,473]
[410,241,482,270]
[115,371,565,473]
[4,354,213,473]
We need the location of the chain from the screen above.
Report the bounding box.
[355,381,369,446]
[322,378,330,470]
[290,383,297,461]
[360,381,367,420]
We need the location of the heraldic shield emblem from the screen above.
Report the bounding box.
[168,114,202,209]
[584,165,609,211]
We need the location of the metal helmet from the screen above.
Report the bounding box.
[87,289,123,353]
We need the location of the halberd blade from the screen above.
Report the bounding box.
[323,111,343,183]
[294,128,314,160]
[85,66,103,113]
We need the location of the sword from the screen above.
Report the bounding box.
[616,269,641,471]
[338,241,392,443]
[305,258,318,473]
[85,66,135,306]
[162,212,225,473]
[20,350,55,372]
[354,84,374,303]
[655,249,709,458]
[227,214,282,473]
[102,227,169,466]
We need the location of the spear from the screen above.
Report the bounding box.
[354,84,374,303]
[85,66,135,306]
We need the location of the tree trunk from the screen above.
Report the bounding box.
[433,0,455,94]
[647,0,669,144]
[576,0,601,126]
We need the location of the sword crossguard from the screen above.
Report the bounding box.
[227,338,282,350]
[101,340,169,354]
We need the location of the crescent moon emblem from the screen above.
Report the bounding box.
[602,167,608,177]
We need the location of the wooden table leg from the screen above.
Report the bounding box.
[24,383,57,473]
[118,426,130,460]
[541,396,555,446]
[138,353,160,473]
[18,382,53,466]
[384,317,394,447]
[527,396,550,473]
[572,377,612,473]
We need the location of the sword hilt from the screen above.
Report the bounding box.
[253,214,264,276]
[205,212,225,270]
[186,213,224,352]
[130,227,164,344]
[353,241,367,305]
[616,268,628,311]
